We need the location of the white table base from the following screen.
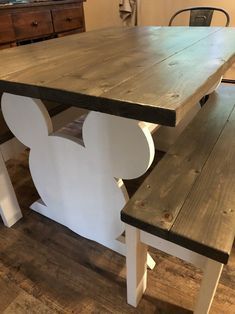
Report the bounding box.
[2,92,155,256]
[0,150,22,227]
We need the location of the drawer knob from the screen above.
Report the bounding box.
[32,21,38,27]
[66,17,72,22]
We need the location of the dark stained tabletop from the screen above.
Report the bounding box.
[121,84,235,264]
[0,26,235,126]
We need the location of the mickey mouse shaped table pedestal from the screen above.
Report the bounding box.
[2,92,157,259]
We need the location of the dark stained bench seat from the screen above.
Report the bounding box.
[122,84,235,264]
[121,84,235,312]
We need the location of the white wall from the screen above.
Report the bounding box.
[139,0,235,26]
[138,0,235,80]
[84,0,122,31]
[83,0,235,79]
[84,0,235,30]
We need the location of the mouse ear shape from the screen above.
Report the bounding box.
[1,93,53,148]
[83,112,155,180]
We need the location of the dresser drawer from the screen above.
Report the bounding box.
[12,10,53,40]
[52,5,84,33]
[0,14,15,44]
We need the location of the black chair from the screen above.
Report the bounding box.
[169,7,230,27]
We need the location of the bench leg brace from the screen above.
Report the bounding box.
[194,259,223,314]
[0,151,22,227]
[125,225,224,312]
[126,225,147,306]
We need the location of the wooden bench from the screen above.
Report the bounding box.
[121,84,235,314]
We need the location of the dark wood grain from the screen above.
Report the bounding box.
[0,0,84,12]
[171,99,235,264]
[101,27,235,126]
[52,4,84,33]
[0,27,143,78]
[0,277,19,312]
[1,143,235,313]
[0,14,15,44]
[12,10,54,41]
[0,0,85,48]
[3,291,57,314]
[0,42,17,50]
[121,85,235,235]
[56,28,84,38]
[121,84,235,263]
[0,27,234,125]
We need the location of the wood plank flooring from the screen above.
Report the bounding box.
[0,150,234,313]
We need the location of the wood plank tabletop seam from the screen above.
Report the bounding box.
[98,27,224,99]
[101,28,235,125]
[1,27,235,126]
[41,27,223,95]
[0,27,141,79]
[0,27,221,82]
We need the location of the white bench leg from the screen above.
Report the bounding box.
[194,259,223,314]
[126,224,148,307]
[0,151,22,227]
[206,76,222,95]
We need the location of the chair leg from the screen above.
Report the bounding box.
[0,151,22,227]
[125,225,148,307]
[194,258,223,314]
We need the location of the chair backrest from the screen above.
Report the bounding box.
[169,7,230,27]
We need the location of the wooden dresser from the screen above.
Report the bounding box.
[0,0,86,49]
[0,0,86,146]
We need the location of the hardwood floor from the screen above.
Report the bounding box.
[0,150,234,313]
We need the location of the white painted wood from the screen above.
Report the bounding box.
[116,231,156,269]
[0,100,87,229]
[83,112,155,180]
[146,252,156,270]
[0,150,22,227]
[206,77,222,95]
[124,229,223,310]
[140,231,207,270]
[0,107,87,162]
[126,224,148,307]
[194,259,223,314]
[140,122,159,135]
[2,93,155,255]
[2,93,53,148]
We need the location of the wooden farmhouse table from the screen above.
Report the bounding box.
[0,26,235,255]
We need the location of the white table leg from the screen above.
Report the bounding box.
[194,259,223,314]
[126,224,148,307]
[0,150,22,227]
